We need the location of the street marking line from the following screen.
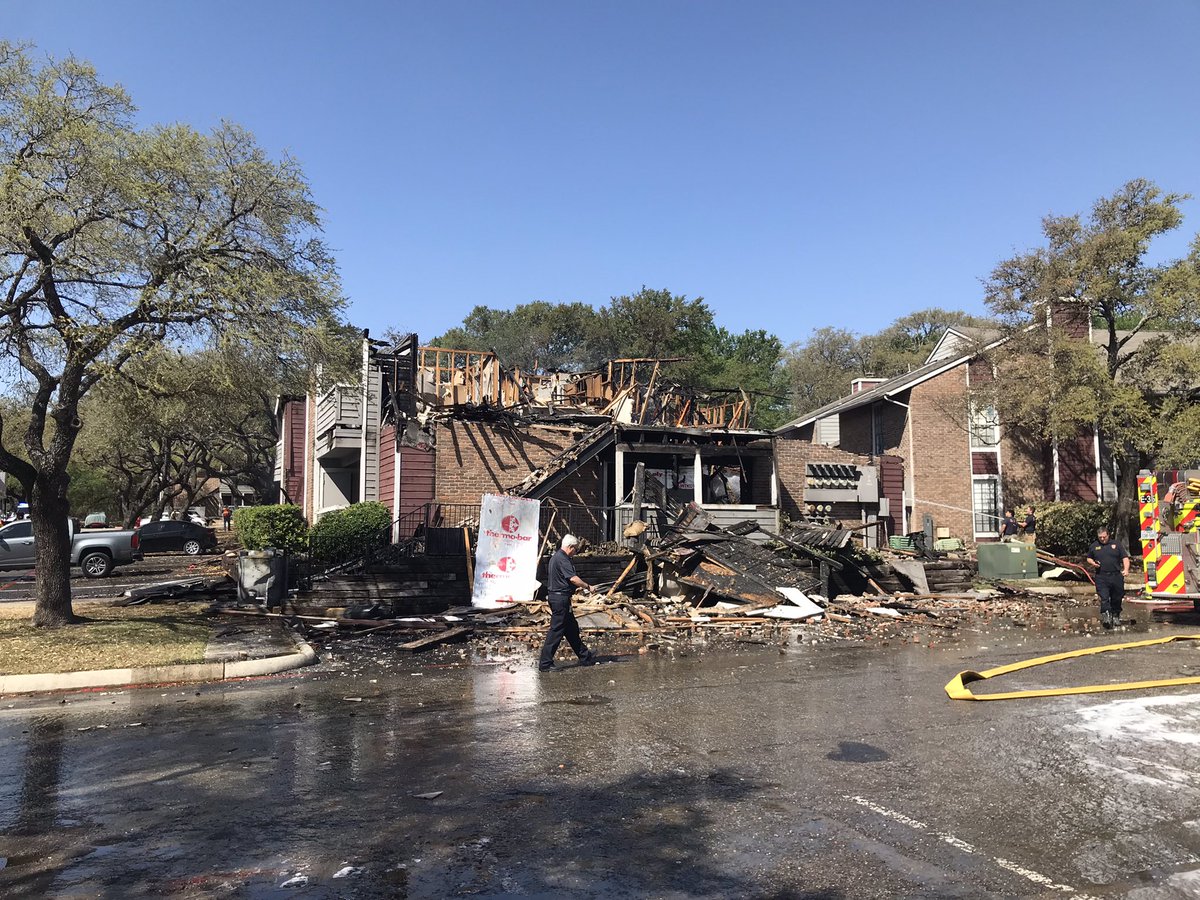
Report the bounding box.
[845,795,1100,899]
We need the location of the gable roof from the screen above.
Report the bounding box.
[776,325,1011,435]
[774,352,975,434]
[924,325,1001,363]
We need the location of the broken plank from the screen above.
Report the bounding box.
[397,626,474,653]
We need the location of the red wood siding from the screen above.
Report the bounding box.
[1041,442,1056,499]
[879,454,904,537]
[379,425,396,516]
[398,446,435,537]
[971,452,999,475]
[1058,430,1099,501]
[282,400,306,507]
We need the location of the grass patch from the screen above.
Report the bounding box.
[0,603,212,675]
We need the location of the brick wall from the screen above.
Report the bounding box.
[907,365,974,541]
[774,436,871,519]
[839,408,873,456]
[280,398,307,508]
[1050,298,1091,340]
[434,421,603,508]
[1000,426,1050,508]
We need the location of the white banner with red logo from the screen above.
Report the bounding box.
[471,494,542,608]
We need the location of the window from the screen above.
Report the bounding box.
[1,522,32,539]
[970,404,1000,448]
[699,459,755,504]
[972,476,1000,535]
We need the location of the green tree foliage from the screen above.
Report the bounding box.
[431,287,789,427]
[308,501,392,565]
[1032,502,1115,556]
[0,44,346,625]
[977,179,1200,531]
[699,327,791,429]
[783,326,870,415]
[233,505,309,553]
[76,334,356,528]
[592,287,715,367]
[64,461,120,517]
[783,309,986,415]
[433,301,600,371]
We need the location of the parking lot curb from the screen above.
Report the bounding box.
[0,637,318,696]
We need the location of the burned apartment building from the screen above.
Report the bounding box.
[775,323,1118,545]
[274,334,781,543]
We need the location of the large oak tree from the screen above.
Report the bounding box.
[0,44,344,625]
[979,179,1200,531]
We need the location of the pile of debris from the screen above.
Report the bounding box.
[212,505,1057,653]
[121,504,1093,655]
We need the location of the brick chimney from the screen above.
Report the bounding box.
[1047,297,1091,341]
[851,377,888,394]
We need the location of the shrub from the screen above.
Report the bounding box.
[233,505,309,553]
[308,501,392,565]
[1033,501,1114,556]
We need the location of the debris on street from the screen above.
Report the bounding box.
[202,501,1103,662]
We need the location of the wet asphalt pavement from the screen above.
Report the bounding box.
[3,612,1200,898]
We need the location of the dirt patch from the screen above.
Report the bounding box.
[0,602,212,674]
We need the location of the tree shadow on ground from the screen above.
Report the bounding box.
[0,685,853,899]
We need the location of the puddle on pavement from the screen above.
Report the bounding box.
[826,740,890,763]
[542,694,613,706]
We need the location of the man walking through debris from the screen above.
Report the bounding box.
[538,535,598,671]
[1086,525,1130,629]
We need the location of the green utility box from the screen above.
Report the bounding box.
[977,542,1039,579]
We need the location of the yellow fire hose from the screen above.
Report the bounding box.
[945,635,1200,700]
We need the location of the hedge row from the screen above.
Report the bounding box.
[308,501,392,565]
[1031,501,1115,556]
[232,505,309,553]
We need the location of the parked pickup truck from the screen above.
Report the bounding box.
[0,519,142,577]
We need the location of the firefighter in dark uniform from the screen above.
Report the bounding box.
[1086,526,1130,629]
[538,535,598,671]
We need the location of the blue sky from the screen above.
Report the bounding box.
[11,1,1200,346]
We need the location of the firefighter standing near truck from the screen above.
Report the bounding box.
[1087,526,1130,629]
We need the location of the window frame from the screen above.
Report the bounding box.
[1,521,33,540]
[969,403,1000,450]
[972,475,1001,537]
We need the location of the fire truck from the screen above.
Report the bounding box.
[1138,469,1200,604]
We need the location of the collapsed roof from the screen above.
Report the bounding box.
[374,334,754,430]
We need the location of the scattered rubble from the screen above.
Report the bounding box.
[183,503,1106,660]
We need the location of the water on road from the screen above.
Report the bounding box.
[3,616,1200,898]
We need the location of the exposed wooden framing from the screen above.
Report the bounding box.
[675,398,692,426]
[637,360,660,425]
[606,555,640,597]
[408,346,751,430]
